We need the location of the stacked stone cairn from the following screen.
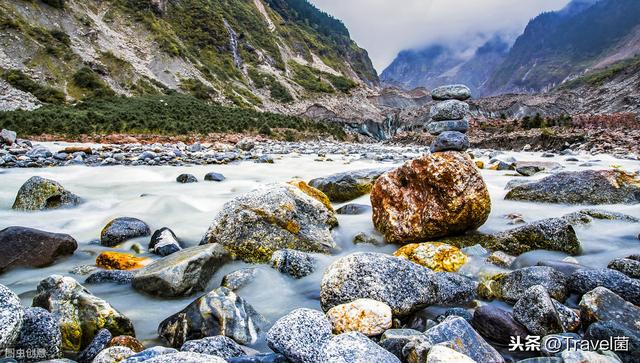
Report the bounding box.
[427,84,472,153]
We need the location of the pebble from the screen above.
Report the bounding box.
[266,308,333,363]
[269,249,316,279]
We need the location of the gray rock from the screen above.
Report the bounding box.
[227,353,288,363]
[541,333,581,357]
[516,165,544,176]
[493,218,581,255]
[426,119,470,135]
[266,308,332,363]
[221,268,258,290]
[176,174,198,183]
[32,275,134,352]
[430,131,470,152]
[26,145,52,159]
[552,300,581,332]
[563,209,640,225]
[121,347,178,363]
[12,176,81,211]
[430,100,469,121]
[584,321,640,363]
[255,155,274,164]
[505,170,640,204]
[379,329,424,360]
[536,260,590,276]
[335,203,371,215]
[472,305,529,345]
[498,266,569,303]
[148,227,182,257]
[321,332,400,363]
[0,226,77,272]
[309,168,390,203]
[76,329,112,363]
[200,183,337,263]
[236,138,255,151]
[100,217,151,247]
[269,249,316,279]
[579,287,640,333]
[133,244,229,297]
[180,336,245,359]
[569,268,640,305]
[0,283,24,350]
[0,129,17,145]
[14,307,62,361]
[140,352,226,363]
[320,252,438,316]
[205,172,225,182]
[437,307,473,324]
[560,350,621,363]
[512,285,564,336]
[608,258,640,279]
[431,84,471,101]
[158,286,268,347]
[424,316,504,363]
[92,346,135,363]
[85,270,135,285]
[434,272,477,305]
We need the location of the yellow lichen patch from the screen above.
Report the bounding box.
[96,251,149,270]
[488,163,500,170]
[394,242,467,272]
[475,160,485,169]
[288,179,334,211]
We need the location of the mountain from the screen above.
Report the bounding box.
[0,0,378,111]
[380,35,510,96]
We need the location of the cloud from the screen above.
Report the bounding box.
[308,0,571,72]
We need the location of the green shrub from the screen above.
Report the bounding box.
[248,68,294,103]
[327,74,357,93]
[72,67,115,99]
[289,62,334,93]
[2,69,65,104]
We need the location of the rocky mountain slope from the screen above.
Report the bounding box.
[0,0,379,114]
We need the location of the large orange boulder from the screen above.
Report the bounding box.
[371,151,491,243]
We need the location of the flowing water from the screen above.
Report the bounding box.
[1,143,639,350]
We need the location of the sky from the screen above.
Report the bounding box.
[308,0,572,73]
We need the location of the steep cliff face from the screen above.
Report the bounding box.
[0,0,378,112]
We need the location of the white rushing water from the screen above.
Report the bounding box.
[0,143,639,349]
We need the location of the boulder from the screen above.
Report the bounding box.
[266,308,332,363]
[584,321,640,363]
[92,346,135,363]
[100,217,151,247]
[569,268,640,305]
[309,168,389,203]
[434,272,478,305]
[269,249,316,279]
[430,100,469,121]
[335,203,371,215]
[76,328,112,363]
[326,298,392,336]
[426,345,476,363]
[148,228,182,256]
[14,307,62,361]
[96,251,148,270]
[138,352,226,363]
[0,129,17,145]
[0,284,24,349]
[579,287,640,333]
[12,176,81,211]
[505,170,640,204]
[516,165,544,177]
[472,305,528,345]
[205,172,225,182]
[221,268,258,291]
[180,336,245,359]
[31,275,135,352]
[133,244,229,297]
[379,329,425,360]
[371,152,490,244]
[236,138,255,151]
[423,316,504,363]
[200,183,337,263]
[512,285,564,336]
[393,242,467,272]
[176,174,198,183]
[120,347,178,363]
[492,218,581,255]
[158,287,268,347]
[560,350,621,363]
[320,332,400,363]
[496,266,569,303]
[426,120,469,135]
[431,84,471,101]
[86,270,135,285]
[0,226,77,272]
[430,131,470,152]
[320,252,439,316]
[608,258,640,279]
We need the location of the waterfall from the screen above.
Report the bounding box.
[223,19,242,69]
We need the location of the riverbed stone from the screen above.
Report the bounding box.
[584,321,640,363]
[148,227,182,256]
[431,84,471,101]
[100,217,151,247]
[335,203,371,215]
[14,307,62,361]
[505,170,640,204]
[0,284,23,349]
[158,286,268,347]
[205,172,225,182]
[513,285,564,336]
[553,301,581,332]
[86,270,135,285]
[608,258,640,279]
[393,242,467,272]
[430,131,470,152]
[494,218,580,255]
[309,168,389,202]
[31,275,135,352]
[269,249,316,279]
[92,346,135,363]
[120,347,178,363]
[434,272,478,304]
[0,129,17,145]
[108,335,144,352]
[326,298,392,336]
[563,209,640,225]
[133,244,229,297]
[221,268,258,290]
[426,345,476,363]
[578,287,640,333]
[200,183,337,263]
[472,305,528,345]
[320,331,400,363]
[426,119,470,135]
[371,152,490,243]
[266,308,332,363]
[142,352,226,363]
[423,316,504,363]
[379,329,424,360]
[0,226,77,272]
[496,266,569,303]
[176,174,198,183]
[430,100,469,121]
[560,350,621,363]
[96,251,148,270]
[516,165,544,176]
[76,328,112,363]
[12,176,81,211]
[569,268,640,305]
[320,252,439,316]
[180,336,245,359]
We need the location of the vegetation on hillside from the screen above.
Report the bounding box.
[559,56,640,89]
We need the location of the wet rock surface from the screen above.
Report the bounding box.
[0,283,24,350]
[309,168,389,202]
[0,226,77,272]
[569,268,640,305]
[100,217,151,247]
[266,308,332,363]
[321,331,400,363]
[14,307,62,361]
[12,176,81,211]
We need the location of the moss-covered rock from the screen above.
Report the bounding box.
[12,176,80,211]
